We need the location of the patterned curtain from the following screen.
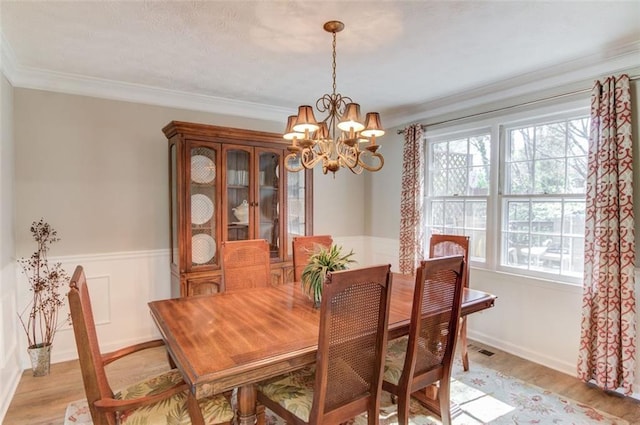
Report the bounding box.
[398,124,425,275]
[577,74,636,395]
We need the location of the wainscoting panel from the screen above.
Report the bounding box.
[15,249,171,368]
[1,263,21,423]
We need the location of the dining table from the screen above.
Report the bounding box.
[148,273,497,425]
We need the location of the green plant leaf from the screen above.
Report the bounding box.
[300,244,355,303]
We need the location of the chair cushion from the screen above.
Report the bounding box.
[115,369,234,424]
[257,366,316,422]
[384,336,409,386]
[384,336,441,387]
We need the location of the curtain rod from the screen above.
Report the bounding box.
[396,74,640,134]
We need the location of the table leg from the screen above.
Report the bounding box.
[237,384,257,425]
[187,391,205,425]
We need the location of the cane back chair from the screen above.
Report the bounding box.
[383,255,465,425]
[429,234,471,371]
[67,266,233,425]
[220,239,271,292]
[257,264,393,425]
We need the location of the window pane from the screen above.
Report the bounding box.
[444,201,464,229]
[507,162,533,194]
[432,142,447,169]
[534,158,565,194]
[469,166,489,195]
[448,167,466,195]
[566,157,587,193]
[568,118,589,157]
[535,122,566,159]
[430,200,444,227]
[431,168,447,196]
[466,201,486,261]
[449,139,468,166]
[466,201,486,229]
[509,127,534,161]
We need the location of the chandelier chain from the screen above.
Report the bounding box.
[331,31,337,96]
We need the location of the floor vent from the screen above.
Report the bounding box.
[478,349,495,357]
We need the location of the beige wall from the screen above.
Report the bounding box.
[13,89,365,256]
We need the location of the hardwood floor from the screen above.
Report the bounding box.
[4,341,640,424]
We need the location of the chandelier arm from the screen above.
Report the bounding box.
[300,148,326,169]
[337,148,358,169]
[284,153,305,172]
[357,151,385,172]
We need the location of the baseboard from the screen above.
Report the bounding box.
[468,329,576,377]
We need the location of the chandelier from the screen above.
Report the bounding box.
[283,21,384,175]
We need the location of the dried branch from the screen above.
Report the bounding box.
[17,219,69,348]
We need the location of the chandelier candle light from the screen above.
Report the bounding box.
[283,21,385,175]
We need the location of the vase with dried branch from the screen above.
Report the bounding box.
[18,219,69,376]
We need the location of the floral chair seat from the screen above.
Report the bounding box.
[384,336,440,386]
[257,366,316,422]
[115,369,234,424]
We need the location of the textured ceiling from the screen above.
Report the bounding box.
[2,1,639,126]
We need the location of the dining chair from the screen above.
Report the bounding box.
[292,234,333,282]
[382,255,465,425]
[67,265,233,425]
[428,234,471,371]
[220,239,271,292]
[257,264,393,425]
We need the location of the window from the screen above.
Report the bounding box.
[426,132,491,262]
[425,109,589,284]
[502,116,588,280]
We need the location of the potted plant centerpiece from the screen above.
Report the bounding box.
[301,244,355,307]
[18,219,69,376]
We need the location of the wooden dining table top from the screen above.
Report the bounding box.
[148,273,497,398]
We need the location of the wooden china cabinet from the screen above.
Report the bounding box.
[163,121,313,297]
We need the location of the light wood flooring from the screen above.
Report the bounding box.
[4,341,640,424]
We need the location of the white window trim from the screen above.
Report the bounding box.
[423,98,590,285]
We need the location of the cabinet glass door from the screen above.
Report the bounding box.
[287,157,307,254]
[190,146,217,267]
[226,148,250,241]
[258,151,281,259]
[170,143,178,267]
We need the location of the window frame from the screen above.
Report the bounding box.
[423,99,589,285]
[424,127,493,265]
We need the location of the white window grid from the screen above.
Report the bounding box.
[423,101,589,285]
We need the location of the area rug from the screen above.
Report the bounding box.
[342,359,630,425]
[64,361,628,425]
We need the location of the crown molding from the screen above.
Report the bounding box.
[0,31,289,123]
[0,31,19,83]
[11,67,290,122]
[3,30,638,128]
[384,40,640,128]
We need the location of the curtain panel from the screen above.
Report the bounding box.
[577,74,636,395]
[398,124,425,275]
